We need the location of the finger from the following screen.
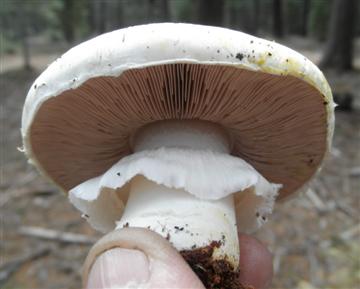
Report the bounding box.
[86,247,150,288]
[84,227,205,289]
[238,233,273,289]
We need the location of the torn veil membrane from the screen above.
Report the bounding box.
[69,147,281,234]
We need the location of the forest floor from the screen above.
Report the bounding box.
[1,36,359,289]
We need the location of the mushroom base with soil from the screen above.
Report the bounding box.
[180,242,246,289]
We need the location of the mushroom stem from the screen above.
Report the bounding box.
[116,176,240,268]
[70,119,279,270]
[132,119,232,154]
[115,119,239,268]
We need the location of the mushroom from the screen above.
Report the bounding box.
[21,23,334,285]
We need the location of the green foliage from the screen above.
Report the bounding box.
[0,0,354,55]
[0,33,17,54]
[55,0,89,41]
[172,0,197,23]
[1,1,21,54]
[41,0,64,41]
[0,0,62,54]
[285,0,304,35]
[0,0,90,54]
[227,0,256,31]
[227,0,247,10]
[309,0,332,41]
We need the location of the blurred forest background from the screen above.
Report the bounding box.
[1,0,359,288]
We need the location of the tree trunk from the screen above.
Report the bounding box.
[61,0,75,43]
[105,1,123,30]
[98,0,107,34]
[17,5,31,70]
[146,0,153,22]
[273,0,283,38]
[229,2,238,29]
[87,0,96,34]
[300,0,310,36]
[21,29,31,71]
[320,0,357,70]
[159,0,170,21]
[146,0,170,22]
[252,0,260,34]
[197,0,224,27]
[116,1,124,28]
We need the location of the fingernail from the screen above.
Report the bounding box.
[86,248,150,289]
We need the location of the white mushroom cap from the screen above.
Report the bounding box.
[22,23,334,201]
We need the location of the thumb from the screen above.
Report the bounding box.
[83,227,205,289]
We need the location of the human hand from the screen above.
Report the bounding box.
[83,228,272,289]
